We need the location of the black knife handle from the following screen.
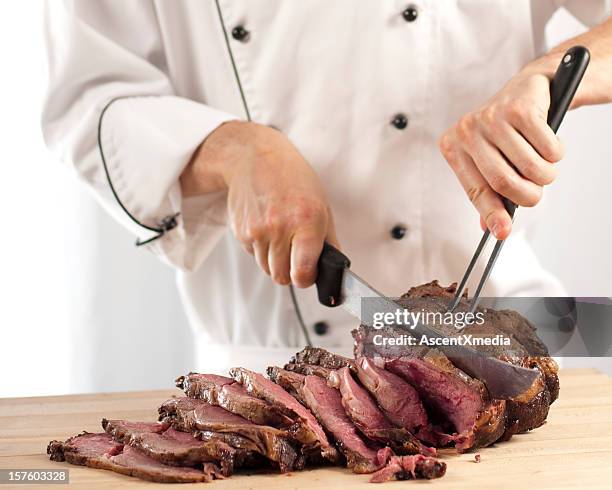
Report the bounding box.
[504,45,589,219]
[316,242,351,307]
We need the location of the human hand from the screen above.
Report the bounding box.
[181,121,338,287]
[439,71,564,239]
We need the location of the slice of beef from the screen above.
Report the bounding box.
[290,346,355,371]
[101,419,241,476]
[47,432,223,483]
[158,397,300,473]
[353,357,432,441]
[327,367,435,457]
[300,373,383,473]
[369,451,446,483]
[284,362,333,378]
[229,367,338,462]
[176,373,293,427]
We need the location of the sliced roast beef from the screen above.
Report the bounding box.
[47,432,223,483]
[101,419,241,476]
[300,374,448,480]
[352,357,432,441]
[400,280,559,400]
[383,351,506,451]
[229,367,338,462]
[158,397,300,472]
[399,280,559,435]
[175,373,293,427]
[290,346,355,371]
[327,367,435,456]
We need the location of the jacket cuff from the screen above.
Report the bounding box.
[98,95,237,270]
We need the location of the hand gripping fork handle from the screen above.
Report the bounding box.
[448,46,590,314]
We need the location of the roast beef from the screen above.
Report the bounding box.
[384,352,507,451]
[354,326,506,450]
[46,280,559,485]
[158,397,301,472]
[47,432,223,483]
[101,419,241,476]
[175,373,293,428]
[229,367,339,462]
[327,366,435,456]
[399,280,559,438]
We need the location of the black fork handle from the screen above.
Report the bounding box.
[504,45,590,217]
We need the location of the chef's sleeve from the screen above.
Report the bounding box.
[556,0,611,26]
[42,0,237,271]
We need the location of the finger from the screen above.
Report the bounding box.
[253,240,271,275]
[508,103,564,163]
[268,235,291,285]
[290,228,325,288]
[484,121,558,186]
[465,133,543,207]
[446,147,512,240]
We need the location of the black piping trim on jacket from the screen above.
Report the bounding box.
[97,96,179,247]
[214,0,312,347]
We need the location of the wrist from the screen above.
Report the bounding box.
[181,120,264,197]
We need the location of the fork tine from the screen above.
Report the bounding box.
[448,229,491,313]
[468,238,507,313]
[467,199,518,312]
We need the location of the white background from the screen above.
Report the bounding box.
[0,4,610,398]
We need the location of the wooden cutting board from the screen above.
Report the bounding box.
[1,368,612,489]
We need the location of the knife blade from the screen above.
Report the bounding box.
[315,242,540,399]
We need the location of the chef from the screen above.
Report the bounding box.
[43,1,611,373]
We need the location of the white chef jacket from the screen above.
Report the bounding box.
[43,0,611,373]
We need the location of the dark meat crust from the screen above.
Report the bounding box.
[290,347,355,371]
[284,362,333,378]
